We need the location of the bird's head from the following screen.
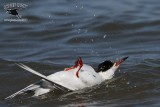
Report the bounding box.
[96,56,129,73]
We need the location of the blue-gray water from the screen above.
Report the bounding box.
[0,0,160,106]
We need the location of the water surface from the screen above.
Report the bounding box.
[0,0,160,106]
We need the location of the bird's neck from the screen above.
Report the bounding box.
[98,67,117,80]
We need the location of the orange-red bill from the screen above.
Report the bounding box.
[115,56,129,66]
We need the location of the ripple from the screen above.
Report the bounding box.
[1,0,160,106]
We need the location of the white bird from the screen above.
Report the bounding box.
[5,56,128,99]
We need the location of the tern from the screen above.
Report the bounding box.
[6,9,21,19]
[5,56,128,99]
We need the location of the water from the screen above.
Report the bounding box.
[0,0,160,106]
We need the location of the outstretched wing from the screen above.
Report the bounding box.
[5,83,37,99]
[16,63,72,92]
[5,79,61,99]
[5,63,72,99]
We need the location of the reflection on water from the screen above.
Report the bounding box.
[0,0,160,106]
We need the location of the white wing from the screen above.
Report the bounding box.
[15,63,72,91]
[5,83,37,99]
[5,63,72,99]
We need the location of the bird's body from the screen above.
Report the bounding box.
[47,64,104,90]
[5,57,128,99]
[7,9,20,18]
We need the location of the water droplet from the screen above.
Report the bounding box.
[85,29,88,33]
[103,34,107,39]
[81,5,83,9]
[91,39,94,42]
[126,82,130,85]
